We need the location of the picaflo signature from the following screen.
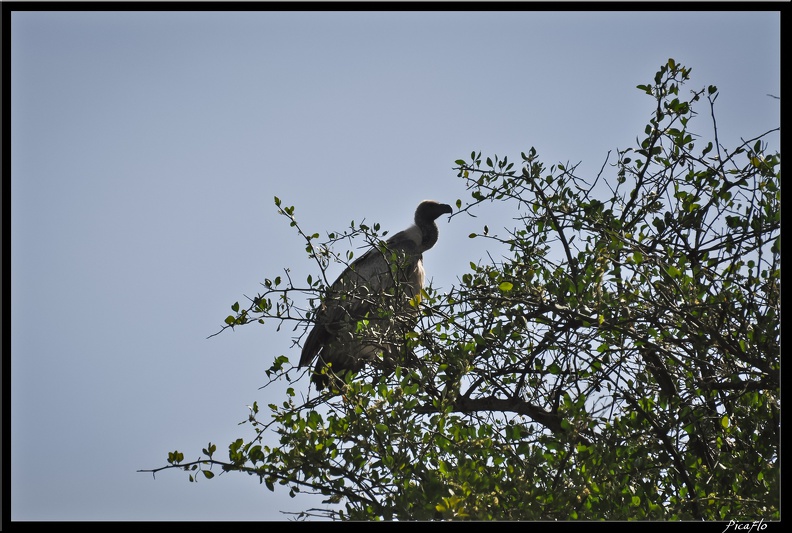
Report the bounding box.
[722,519,768,533]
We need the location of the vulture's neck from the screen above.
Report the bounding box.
[415,218,439,253]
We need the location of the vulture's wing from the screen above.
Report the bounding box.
[298,230,423,373]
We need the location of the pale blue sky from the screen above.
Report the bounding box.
[9,8,780,522]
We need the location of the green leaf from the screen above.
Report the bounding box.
[167,450,184,464]
[498,281,514,292]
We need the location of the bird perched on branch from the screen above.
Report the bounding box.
[299,200,453,391]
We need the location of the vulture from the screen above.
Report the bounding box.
[299,200,453,391]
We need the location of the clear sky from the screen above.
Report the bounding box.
[9,7,780,522]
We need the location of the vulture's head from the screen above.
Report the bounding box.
[415,200,453,224]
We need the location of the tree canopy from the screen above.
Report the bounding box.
[143,60,780,521]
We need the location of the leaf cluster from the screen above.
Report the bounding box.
[145,60,779,521]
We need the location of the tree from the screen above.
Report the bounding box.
[142,60,780,521]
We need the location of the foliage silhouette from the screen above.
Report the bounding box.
[142,60,779,521]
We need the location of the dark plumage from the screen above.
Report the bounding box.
[299,200,453,390]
